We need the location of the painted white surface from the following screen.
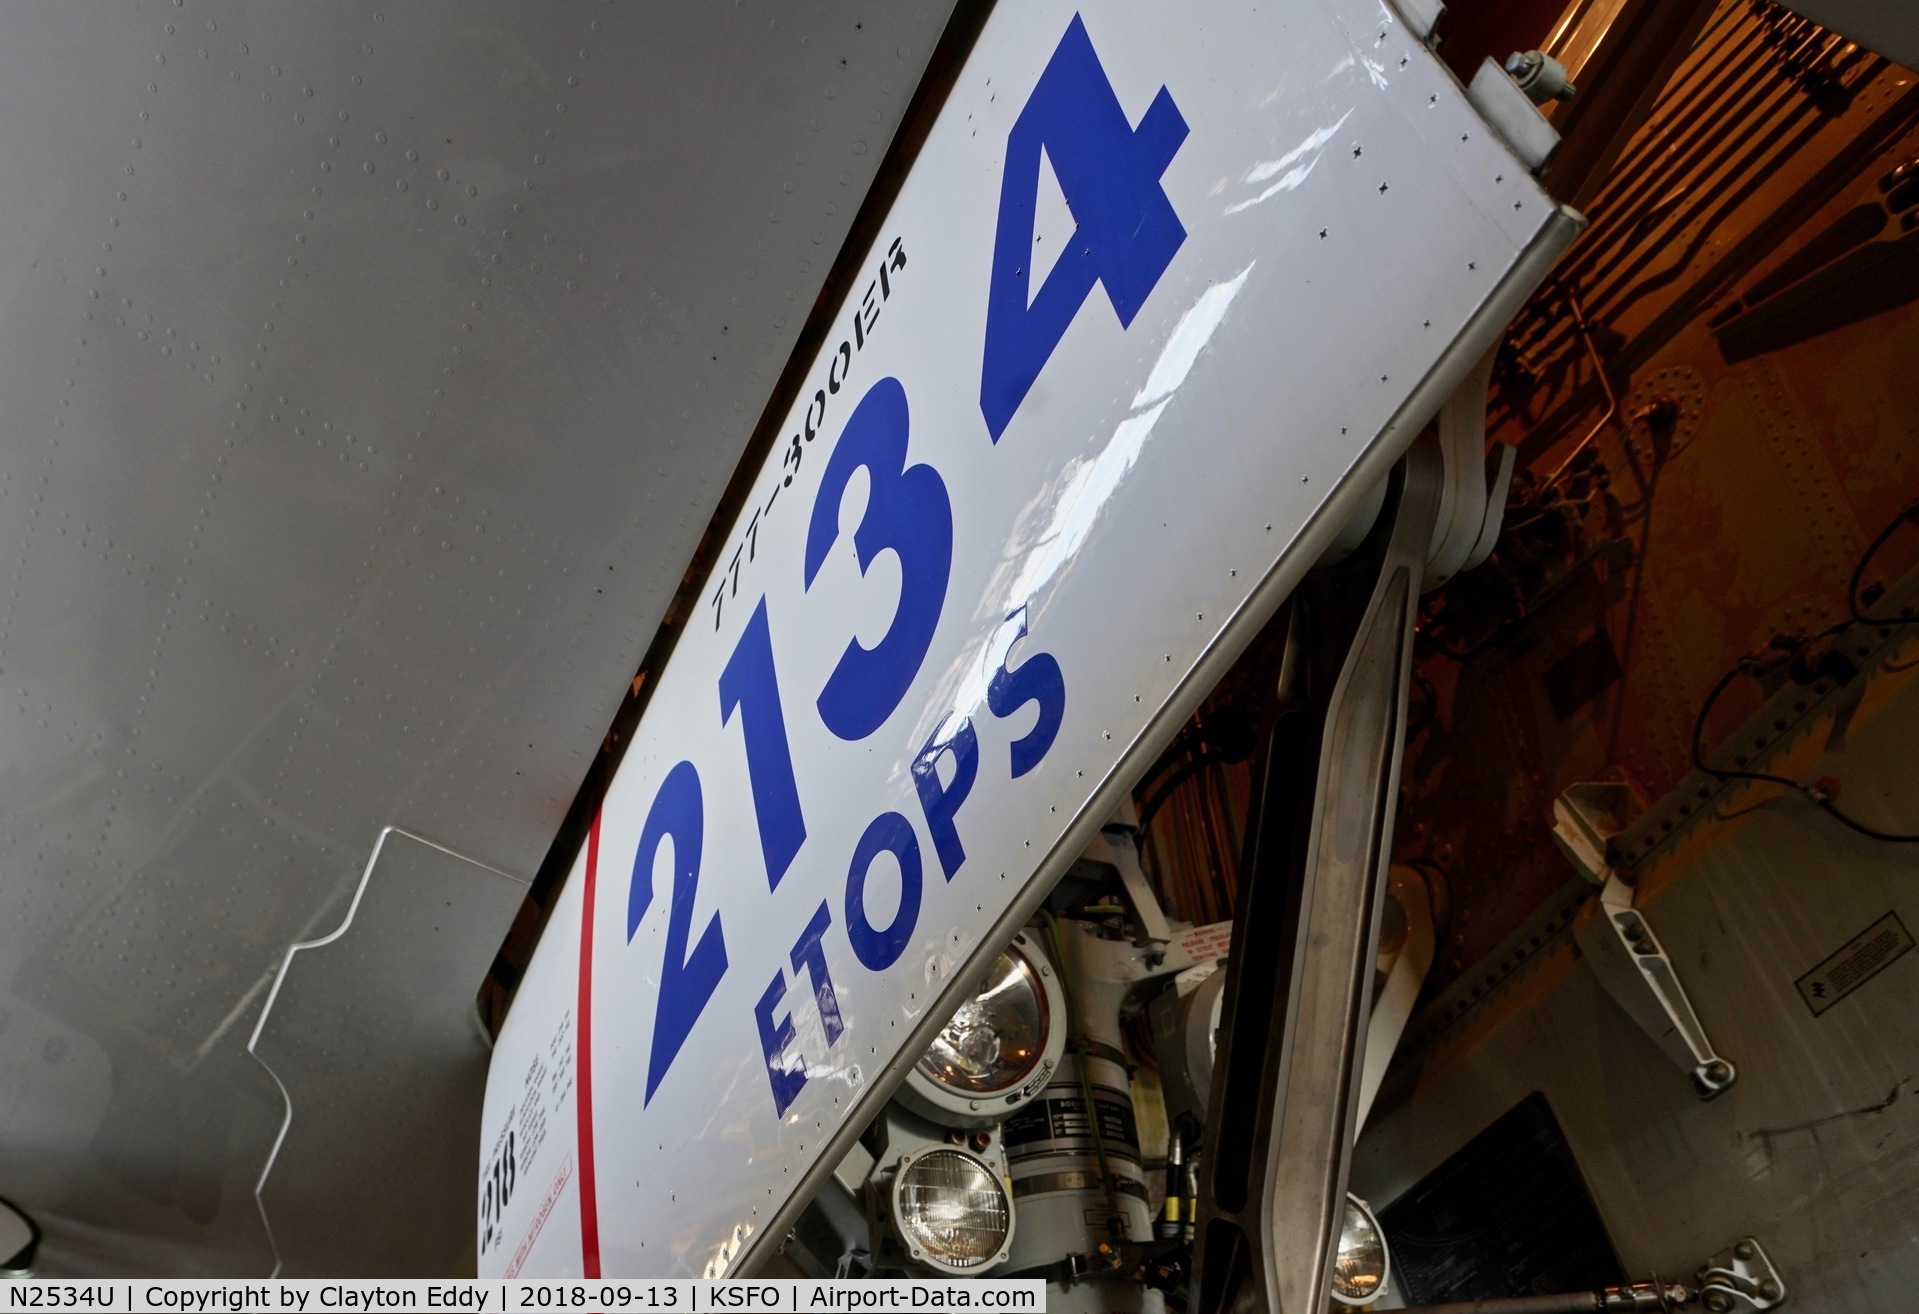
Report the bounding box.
[482,0,1568,1277]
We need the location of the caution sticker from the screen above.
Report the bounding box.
[1796,912,1914,1016]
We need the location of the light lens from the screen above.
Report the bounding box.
[1330,1194,1390,1305]
[894,1149,1011,1270]
[917,948,1047,1094]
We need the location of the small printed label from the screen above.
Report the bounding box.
[1173,920,1234,965]
[1796,912,1914,1016]
[1004,1089,1141,1156]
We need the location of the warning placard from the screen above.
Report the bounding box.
[1796,912,1914,1016]
[1174,920,1235,966]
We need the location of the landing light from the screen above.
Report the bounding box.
[917,947,1048,1094]
[889,1146,1014,1275]
[899,932,1064,1126]
[1329,1193,1391,1306]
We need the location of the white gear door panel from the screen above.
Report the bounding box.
[480,0,1577,1277]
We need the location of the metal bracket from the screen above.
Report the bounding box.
[1089,823,1175,957]
[1551,780,1641,882]
[1698,1236,1788,1312]
[1355,865,1437,1131]
[1555,783,1737,1098]
[1425,345,1518,590]
[1504,50,1577,104]
[1467,57,1563,173]
[1388,0,1445,43]
[1574,869,1738,1099]
[1322,345,1516,585]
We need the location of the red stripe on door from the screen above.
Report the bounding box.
[576,809,604,1277]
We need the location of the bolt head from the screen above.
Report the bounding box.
[1706,1293,1734,1313]
[1760,1280,1783,1301]
[1735,1240,1756,1260]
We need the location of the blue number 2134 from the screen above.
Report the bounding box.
[629,373,959,1101]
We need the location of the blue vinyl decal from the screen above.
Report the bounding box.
[980,14,1189,440]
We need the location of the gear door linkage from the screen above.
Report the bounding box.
[1554,782,1738,1099]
